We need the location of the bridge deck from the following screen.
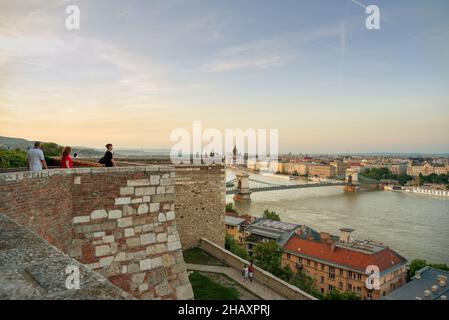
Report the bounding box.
[226,182,346,195]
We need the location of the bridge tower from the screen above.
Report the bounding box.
[344,168,359,192]
[233,172,252,202]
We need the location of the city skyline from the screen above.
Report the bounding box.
[1,0,449,153]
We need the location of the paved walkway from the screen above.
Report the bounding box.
[186,263,286,300]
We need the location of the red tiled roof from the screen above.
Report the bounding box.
[283,236,405,272]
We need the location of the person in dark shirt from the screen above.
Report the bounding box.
[100,143,116,167]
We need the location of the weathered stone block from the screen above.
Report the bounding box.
[135,187,155,196]
[166,211,175,221]
[120,186,134,195]
[124,228,135,237]
[115,197,131,205]
[117,217,133,228]
[137,204,149,215]
[150,175,160,185]
[156,233,167,242]
[95,245,111,257]
[149,203,160,213]
[158,213,166,223]
[73,216,90,224]
[108,210,122,219]
[128,179,150,187]
[176,283,194,300]
[140,233,156,245]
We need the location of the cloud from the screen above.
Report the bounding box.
[202,25,342,73]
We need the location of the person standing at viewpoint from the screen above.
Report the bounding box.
[60,146,73,168]
[27,141,48,172]
[99,143,116,167]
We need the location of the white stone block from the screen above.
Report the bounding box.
[127,179,150,187]
[103,235,115,243]
[115,197,131,205]
[122,265,128,274]
[140,258,152,271]
[158,213,166,222]
[150,175,160,185]
[167,241,181,252]
[140,233,156,245]
[120,186,134,195]
[74,176,81,185]
[149,203,160,213]
[135,187,155,196]
[117,217,133,228]
[157,233,167,242]
[142,196,151,202]
[99,256,114,267]
[151,257,163,269]
[166,211,175,221]
[94,232,105,238]
[132,198,143,204]
[108,210,122,219]
[124,228,135,237]
[91,209,108,220]
[73,216,90,224]
[115,252,126,262]
[138,203,149,215]
[95,245,111,257]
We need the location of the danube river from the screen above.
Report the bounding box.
[226,170,449,265]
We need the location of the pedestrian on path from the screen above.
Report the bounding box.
[242,264,249,281]
[248,262,255,282]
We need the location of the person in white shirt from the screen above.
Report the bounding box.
[27,142,48,172]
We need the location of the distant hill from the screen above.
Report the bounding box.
[0,136,35,151]
[0,136,169,157]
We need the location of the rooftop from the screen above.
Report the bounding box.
[382,266,449,300]
[283,235,407,274]
[224,215,247,226]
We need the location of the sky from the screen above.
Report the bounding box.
[0,0,448,153]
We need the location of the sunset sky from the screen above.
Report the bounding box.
[1,0,448,153]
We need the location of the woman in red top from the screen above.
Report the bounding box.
[60,146,73,168]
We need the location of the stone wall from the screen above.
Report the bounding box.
[0,167,193,300]
[110,158,226,249]
[174,165,226,249]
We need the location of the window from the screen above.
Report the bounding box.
[357,287,361,293]
[357,273,362,281]
[338,282,343,289]
[348,271,352,278]
[347,284,352,291]
[321,263,325,271]
[329,267,335,280]
[367,292,372,300]
[320,288,324,294]
[287,254,291,260]
[320,276,324,284]
[307,259,310,266]
[339,269,343,276]
[328,285,334,292]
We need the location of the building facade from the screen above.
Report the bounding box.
[282,229,407,300]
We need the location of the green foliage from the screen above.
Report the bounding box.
[0,149,27,168]
[407,259,449,279]
[262,209,281,221]
[397,173,413,186]
[41,142,63,157]
[225,235,249,260]
[225,203,236,213]
[189,271,240,300]
[290,269,322,298]
[323,290,361,300]
[252,240,283,275]
[419,173,449,185]
[360,167,396,181]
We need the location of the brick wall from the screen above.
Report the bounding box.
[0,167,193,300]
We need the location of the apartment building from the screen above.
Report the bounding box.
[282,228,408,300]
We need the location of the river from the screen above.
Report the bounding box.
[226,170,449,265]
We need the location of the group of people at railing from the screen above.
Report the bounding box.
[26,142,116,172]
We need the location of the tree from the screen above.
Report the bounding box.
[263,209,281,221]
[225,203,236,213]
[224,235,249,260]
[41,142,63,157]
[252,240,283,275]
[323,290,361,300]
[407,259,427,279]
[0,150,27,168]
[290,269,322,298]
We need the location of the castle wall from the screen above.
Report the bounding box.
[0,167,193,300]
[174,165,226,249]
